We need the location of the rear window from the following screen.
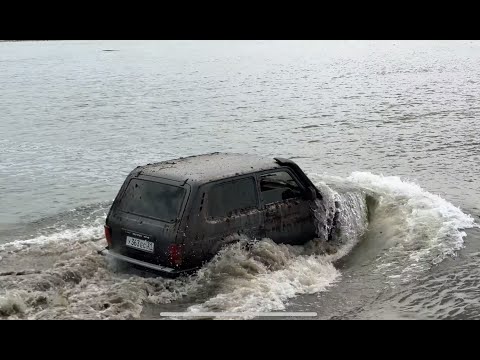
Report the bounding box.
[116,179,186,222]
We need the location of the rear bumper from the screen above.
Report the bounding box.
[98,248,192,277]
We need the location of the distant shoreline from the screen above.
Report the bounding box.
[0,40,53,42]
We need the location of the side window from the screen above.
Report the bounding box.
[208,177,258,218]
[260,171,303,204]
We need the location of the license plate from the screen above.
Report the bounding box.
[126,236,154,253]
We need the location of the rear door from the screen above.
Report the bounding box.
[107,176,189,265]
[257,169,316,245]
[202,175,263,256]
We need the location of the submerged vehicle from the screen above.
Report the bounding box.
[101,153,332,277]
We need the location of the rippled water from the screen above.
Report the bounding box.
[1,40,479,319]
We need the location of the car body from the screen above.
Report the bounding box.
[100,153,324,277]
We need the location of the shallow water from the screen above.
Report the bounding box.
[1,40,479,319]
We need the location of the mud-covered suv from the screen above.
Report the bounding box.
[101,153,325,276]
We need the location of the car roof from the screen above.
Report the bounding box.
[137,152,281,184]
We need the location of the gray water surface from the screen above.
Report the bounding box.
[1,40,479,319]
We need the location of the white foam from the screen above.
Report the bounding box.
[0,292,26,316]
[0,221,104,254]
[187,238,341,316]
[347,172,473,221]
[345,172,477,279]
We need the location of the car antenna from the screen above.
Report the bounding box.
[182,178,189,186]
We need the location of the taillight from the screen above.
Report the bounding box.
[168,244,182,267]
[104,225,113,247]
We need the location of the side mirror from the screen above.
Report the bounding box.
[305,186,317,200]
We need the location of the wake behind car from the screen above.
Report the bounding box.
[101,152,326,277]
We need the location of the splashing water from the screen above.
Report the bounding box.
[0,172,477,319]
